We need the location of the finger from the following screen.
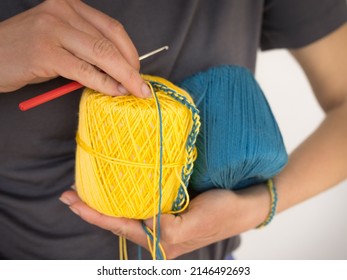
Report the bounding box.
[60,190,149,249]
[60,190,81,204]
[146,206,213,246]
[145,214,185,245]
[65,12,104,39]
[161,192,226,245]
[71,0,140,70]
[43,0,104,40]
[56,24,150,97]
[144,214,199,259]
[51,48,123,95]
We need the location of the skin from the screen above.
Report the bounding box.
[0,0,151,97]
[61,22,347,259]
[2,0,346,260]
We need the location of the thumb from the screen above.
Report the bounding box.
[144,214,184,245]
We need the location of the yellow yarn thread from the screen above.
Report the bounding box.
[75,75,200,259]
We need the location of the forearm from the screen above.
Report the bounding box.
[239,23,347,226]
[233,99,347,234]
[238,102,347,228]
[276,100,347,212]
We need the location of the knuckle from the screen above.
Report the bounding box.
[126,69,140,85]
[128,69,137,80]
[108,20,139,70]
[44,0,70,9]
[66,0,79,6]
[92,38,117,59]
[98,73,109,85]
[99,74,113,89]
[111,225,129,238]
[86,212,105,227]
[32,12,58,32]
[77,61,95,78]
[161,228,178,245]
[133,59,141,71]
[42,0,77,18]
[109,19,125,35]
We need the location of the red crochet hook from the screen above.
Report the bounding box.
[19,46,169,111]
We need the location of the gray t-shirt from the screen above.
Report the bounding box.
[0,0,346,259]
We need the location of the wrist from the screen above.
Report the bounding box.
[256,179,277,228]
[235,181,274,230]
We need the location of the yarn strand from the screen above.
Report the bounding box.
[152,81,164,260]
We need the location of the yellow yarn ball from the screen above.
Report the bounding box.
[75,75,199,220]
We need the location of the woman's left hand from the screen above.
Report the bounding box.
[60,186,269,259]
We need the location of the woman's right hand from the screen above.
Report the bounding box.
[0,0,151,97]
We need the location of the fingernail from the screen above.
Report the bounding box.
[59,196,71,206]
[141,83,152,98]
[69,206,80,216]
[117,84,128,95]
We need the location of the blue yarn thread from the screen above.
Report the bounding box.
[179,65,288,192]
[153,84,163,259]
[140,80,200,260]
[139,82,164,260]
[137,245,142,260]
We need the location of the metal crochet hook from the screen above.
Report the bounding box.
[19,45,169,111]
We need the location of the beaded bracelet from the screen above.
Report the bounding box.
[256,178,278,229]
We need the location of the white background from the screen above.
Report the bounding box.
[234,50,347,260]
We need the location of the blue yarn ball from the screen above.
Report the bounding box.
[179,65,288,192]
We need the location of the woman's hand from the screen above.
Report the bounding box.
[60,185,270,259]
[0,0,150,97]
